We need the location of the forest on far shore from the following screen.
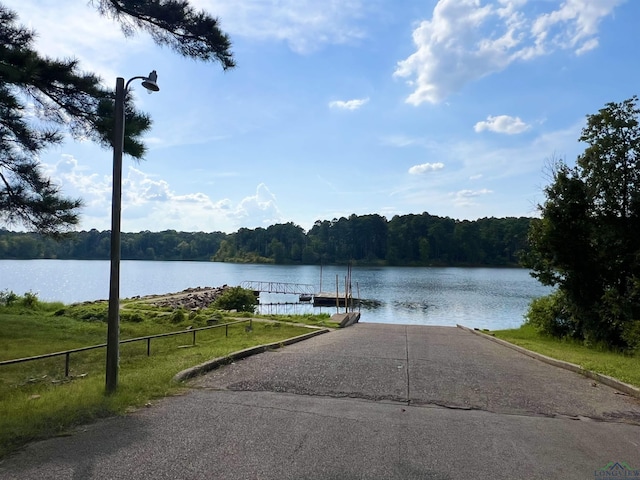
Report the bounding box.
[0,212,532,267]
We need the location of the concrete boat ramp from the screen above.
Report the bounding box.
[2,324,639,480]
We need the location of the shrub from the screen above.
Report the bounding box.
[65,303,108,322]
[525,290,575,338]
[20,291,39,309]
[170,309,186,324]
[0,290,18,306]
[206,312,223,325]
[0,291,39,309]
[622,320,640,353]
[213,287,257,313]
[121,311,144,323]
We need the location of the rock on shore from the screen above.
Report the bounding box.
[129,286,230,310]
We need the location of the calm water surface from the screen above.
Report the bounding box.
[0,260,552,330]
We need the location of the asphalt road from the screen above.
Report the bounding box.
[2,324,640,479]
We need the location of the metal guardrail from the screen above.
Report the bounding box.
[0,319,252,377]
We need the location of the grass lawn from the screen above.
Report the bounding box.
[0,296,322,458]
[244,312,340,329]
[492,324,640,388]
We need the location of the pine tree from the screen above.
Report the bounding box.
[0,1,234,235]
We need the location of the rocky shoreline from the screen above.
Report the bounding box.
[128,285,230,310]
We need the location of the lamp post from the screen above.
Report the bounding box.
[106,71,159,395]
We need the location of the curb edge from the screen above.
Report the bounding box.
[172,328,330,383]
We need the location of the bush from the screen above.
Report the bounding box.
[170,309,186,324]
[121,311,144,323]
[0,290,39,309]
[65,302,108,322]
[214,287,257,313]
[20,291,39,309]
[0,290,19,307]
[206,312,223,325]
[622,320,640,353]
[525,290,576,338]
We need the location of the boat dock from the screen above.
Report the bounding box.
[240,280,360,308]
[313,292,357,307]
[240,281,315,296]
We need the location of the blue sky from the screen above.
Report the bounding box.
[4,0,637,233]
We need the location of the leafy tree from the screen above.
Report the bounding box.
[523,97,640,349]
[0,1,233,235]
[214,286,257,313]
[268,238,286,264]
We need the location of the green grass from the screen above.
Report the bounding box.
[254,312,340,329]
[492,324,640,388]
[0,297,322,458]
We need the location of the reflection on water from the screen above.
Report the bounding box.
[0,260,552,330]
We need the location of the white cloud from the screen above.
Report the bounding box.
[474,115,530,134]
[575,37,599,55]
[408,162,445,175]
[234,183,283,227]
[394,0,625,105]
[379,135,441,149]
[452,188,493,207]
[530,0,621,55]
[123,168,172,205]
[192,0,371,53]
[380,135,420,147]
[43,156,283,232]
[329,98,370,111]
[456,188,493,198]
[43,155,108,216]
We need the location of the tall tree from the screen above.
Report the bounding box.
[0,1,233,235]
[523,98,640,349]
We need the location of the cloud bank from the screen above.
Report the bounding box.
[394,0,625,105]
[44,156,282,232]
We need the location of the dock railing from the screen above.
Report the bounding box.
[241,281,315,295]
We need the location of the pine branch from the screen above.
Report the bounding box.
[93,0,235,69]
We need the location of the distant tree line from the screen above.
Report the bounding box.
[0,213,532,267]
[0,229,226,262]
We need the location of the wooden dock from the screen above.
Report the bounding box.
[313,292,359,307]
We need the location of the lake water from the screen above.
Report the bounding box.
[0,260,552,330]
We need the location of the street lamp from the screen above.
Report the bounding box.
[106,71,160,395]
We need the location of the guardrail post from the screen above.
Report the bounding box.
[225,324,228,337]
[65,352,70,377]
[192,330,196,346]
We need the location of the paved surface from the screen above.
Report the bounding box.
[2,324,640,479]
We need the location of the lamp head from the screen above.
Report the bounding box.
[141,70,159,92]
